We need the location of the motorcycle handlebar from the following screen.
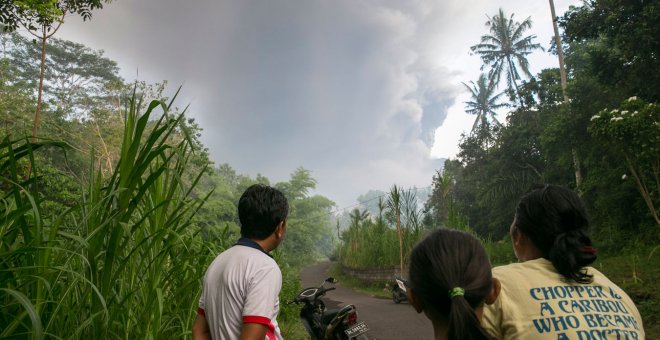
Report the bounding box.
[290,285,337,303]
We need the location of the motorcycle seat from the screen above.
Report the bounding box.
[322,308,342,324]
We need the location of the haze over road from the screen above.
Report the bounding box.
[300,262,434,340]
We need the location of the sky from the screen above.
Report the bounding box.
[57,0,581,208]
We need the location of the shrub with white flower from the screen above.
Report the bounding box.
[589,96,659,224]
[589,97,659,155]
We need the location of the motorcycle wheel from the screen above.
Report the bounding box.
[393,293,401,304]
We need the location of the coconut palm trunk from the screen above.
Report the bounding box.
[32,28,47,141]
[388,185,404,275]
[548,0,583,190]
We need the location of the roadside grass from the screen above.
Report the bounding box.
[592,246,659,339]
[277,262,308,339]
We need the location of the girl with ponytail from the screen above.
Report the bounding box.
[482,185,645,339]
[407,228,500,340]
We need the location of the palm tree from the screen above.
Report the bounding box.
[470,8,542,107]
[349,208,370,229]
[387,185,404,275]
[347,208,369,255]
[463,73,507,133]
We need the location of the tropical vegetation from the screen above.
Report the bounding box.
[1,0,658,338]
[339,1,659,336]
[425,1,660,335]
[0,30,334,338]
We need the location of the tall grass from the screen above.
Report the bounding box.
[338,197,516,271]
[0,91,221,338]
[340,221,399,269]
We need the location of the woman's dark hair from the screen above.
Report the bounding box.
[238,184,288,240]
[408,228,493,340]
[514,184,596,283]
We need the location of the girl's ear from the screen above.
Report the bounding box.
[485,278,501,305]
[407,288,424,313]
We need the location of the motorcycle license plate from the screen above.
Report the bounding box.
[345,321,369,338]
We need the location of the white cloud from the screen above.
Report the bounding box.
[57,0,582,205]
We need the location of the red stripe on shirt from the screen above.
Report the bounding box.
[243,316,276,340]
[197,307,205,316]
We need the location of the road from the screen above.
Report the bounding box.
[300,262,434,340]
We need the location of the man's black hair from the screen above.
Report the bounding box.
[238,184,289,240]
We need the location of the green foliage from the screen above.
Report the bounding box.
[0,92,221,338]
[589,98,659,165]
[447,1,660,240]
[441,2,660,332]
[591,244,660,339]
[0,0,108,32]
[560,0,660,102]
[339,187,425,270]
[276,167,336,266]
[463,73,507,132]
[0,85,329,337]
[0,30,337,339]
[589,97,660,225]
[272,253,306,339]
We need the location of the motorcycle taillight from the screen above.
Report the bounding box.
[345,310,358,325]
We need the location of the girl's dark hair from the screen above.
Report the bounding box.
[515,184,596,283]
[408,228,493,340]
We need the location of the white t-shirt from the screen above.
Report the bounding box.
[483,258,645,340]
[199,243,283,340]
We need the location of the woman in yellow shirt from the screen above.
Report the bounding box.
[482,185,645,339]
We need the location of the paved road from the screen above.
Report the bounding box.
[300,262,433,340]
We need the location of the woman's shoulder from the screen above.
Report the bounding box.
[493,258,555,275]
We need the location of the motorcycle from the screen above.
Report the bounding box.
[290,277,370,340]
[391,276,408,304]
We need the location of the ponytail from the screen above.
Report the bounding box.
[548,229,596,283]
[447,293,492,340]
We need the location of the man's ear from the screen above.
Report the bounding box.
[407,288,424,314]
[276,220,286,239]
[485,277,501,305]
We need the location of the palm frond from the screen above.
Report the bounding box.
[470,8,542,101]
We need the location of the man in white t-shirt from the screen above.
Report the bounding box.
[193,184,288,340]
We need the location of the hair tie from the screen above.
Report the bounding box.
[448,287,465,299]
[581,246,597,254]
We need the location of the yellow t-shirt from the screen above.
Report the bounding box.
[482,258,645,340]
